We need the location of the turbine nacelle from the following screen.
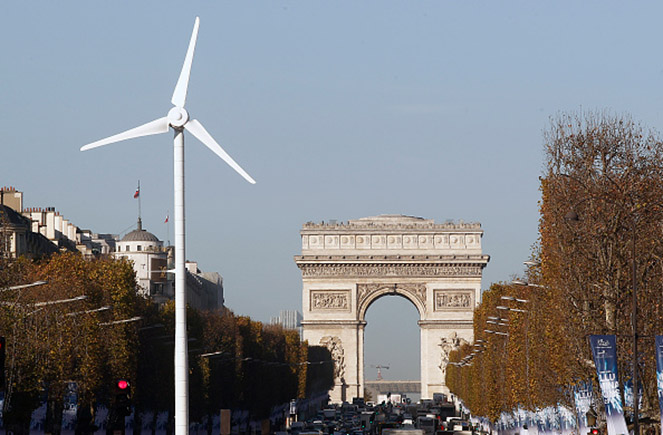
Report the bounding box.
[168,107,189,128]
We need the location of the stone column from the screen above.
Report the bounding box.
[302,321,361,404]
[357,321,366,399]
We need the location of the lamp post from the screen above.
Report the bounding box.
[630,219,639,435]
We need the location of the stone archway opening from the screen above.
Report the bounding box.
[363,293,421,400]
[295,215,489,403]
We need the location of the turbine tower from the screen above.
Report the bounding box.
[80,17,255,434]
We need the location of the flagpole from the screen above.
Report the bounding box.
[166,210,171,246]
[137,180,142,222]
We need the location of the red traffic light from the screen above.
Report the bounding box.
[591,429,599,435]
[117,379,129,390]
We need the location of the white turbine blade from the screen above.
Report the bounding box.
[81,117,170,151]
[185,119,256,184]
[171,17,200,108]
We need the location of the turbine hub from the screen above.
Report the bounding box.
[168,107,189,128]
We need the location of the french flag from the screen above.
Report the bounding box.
[133,187,140,199]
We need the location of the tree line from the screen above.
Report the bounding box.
[0,251,333,433]
[447,110,663,426]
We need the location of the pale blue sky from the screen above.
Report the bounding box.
[3,2,663,381]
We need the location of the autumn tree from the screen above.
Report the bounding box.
[540,110,663,417]
[445,111,663,425]
[0,252,142,432]
[134,304,330,428]
[0,246,330,430]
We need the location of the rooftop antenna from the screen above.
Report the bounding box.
[80,17,255,434]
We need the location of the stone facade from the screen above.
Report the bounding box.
[114,220,223,311]
[295,215,489,402]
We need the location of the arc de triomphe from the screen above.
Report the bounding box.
[295,215,489,402]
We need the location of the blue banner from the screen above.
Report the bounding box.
[655,336,663,428]
[589,335,628,435]
[624,378,642,409]
[574,382,593,435]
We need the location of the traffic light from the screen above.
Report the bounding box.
[590,428,600,435]
[114,378,132,417]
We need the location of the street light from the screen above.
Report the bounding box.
[511,280,544,288]
[487,320,509,327]
[66,306,111,317]
[501,296,529,304]
[496,306,528,313]
[99,316,143,326]
[1,295,88,308]
[484,329,509,336]
[487,316,509,322]
[0,281,48,292]
[33,295,87,307]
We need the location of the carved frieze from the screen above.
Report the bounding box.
[434,289,475,311]
[310,290,351,311]
[357,283,427,312]
[299,263,484,278]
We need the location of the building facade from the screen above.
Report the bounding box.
[1,187,224,311]
[270,310,303,336]
[113,219,224,311]
[114,218,172,302]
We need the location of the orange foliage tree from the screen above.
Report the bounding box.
[0,249,333,429]
[448,110,663,422]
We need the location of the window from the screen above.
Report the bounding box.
[137,245,142,251]
[152,283,164,295]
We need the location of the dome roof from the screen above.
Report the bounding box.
[358,214,425,222]
[121,229,160,243]
[120,218,160,243]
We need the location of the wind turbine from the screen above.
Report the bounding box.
[80,17,255,434]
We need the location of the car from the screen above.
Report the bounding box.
[290,421,306,434]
